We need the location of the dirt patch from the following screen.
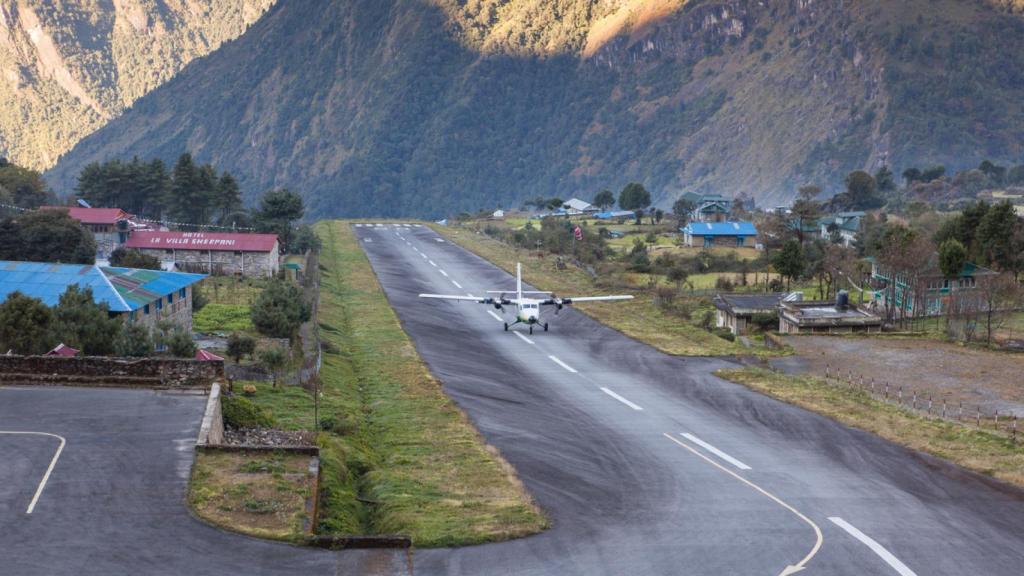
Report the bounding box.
[189,450,313,541]
[776,336,1024,417]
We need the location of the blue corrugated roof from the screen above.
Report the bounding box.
[682,221,758,236]
[0,261,205,312]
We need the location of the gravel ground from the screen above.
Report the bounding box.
[223,427,315,447]
[772,335,1024,417]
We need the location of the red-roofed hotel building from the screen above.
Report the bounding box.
[40,206,134,258]
[124,231,280,277]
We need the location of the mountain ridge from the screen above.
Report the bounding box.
[43,0,1024,218]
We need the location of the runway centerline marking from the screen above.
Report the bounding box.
[451,280,463,289]
[0,431,67,514]
[681,433,751,470]
[429,260,437,267]
[828,518,917,576]
[601,387,643,411]
[440,270,449,277]
[547,355,577,373]
[514,332,534,345]
[487,310,503,322]
[421,253,428,260]
[663,433,822,575]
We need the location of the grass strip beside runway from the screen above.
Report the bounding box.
[717,367,1024,488]
[313,221,546,546]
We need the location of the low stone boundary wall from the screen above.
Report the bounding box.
[0,355,223,388]
[196,383,225,446]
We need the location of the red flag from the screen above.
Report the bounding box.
[573,225,583,241]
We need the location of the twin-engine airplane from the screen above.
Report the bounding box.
[419,263,633,334]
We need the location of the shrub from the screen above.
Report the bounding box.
[715,276,735,291]
[226,332,257,362]
[251,280,311,340]
[749,312,779,332]
[114,322,153,357]
[713,328,736,342]
[222,395,276,428]
[109,247,161,270]
[242,383,257,396]
[166,328,196,358]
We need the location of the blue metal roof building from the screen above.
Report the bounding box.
[680,221,759,248]
[0,261,206,312]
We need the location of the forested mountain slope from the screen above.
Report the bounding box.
[45,0,1024,218]
[0,0,274,168]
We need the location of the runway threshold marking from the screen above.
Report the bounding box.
[662,433,822,576]
[487,310,504,322]
[547,355,578,373]
[828,518,918,576]
[681,433,751,470]
[601,387,643,411]
[452,280,463,289]
[0,431,67,514]
[514,332,534,345]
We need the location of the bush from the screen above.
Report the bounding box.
[251,280,311,340]
[715,276,735,291]
[226,332,257,362]
[713,328,736,342]
[242,384,257,396]
[113,322,153,357]
[166,327,196,358]
[222,395,276,428]
[109,247,161,270]
[749,312,779,332]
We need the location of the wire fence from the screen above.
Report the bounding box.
[821,363,1020,443]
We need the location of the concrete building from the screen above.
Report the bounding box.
[868,256,997,318]
[681,221,758,248]
[778,296,882,335]
[40,206,133,258]
[681,193,732,223]
[0,261,206,331]
[818,211,864,247]
[124,231,280,277]
[713,293,789,335]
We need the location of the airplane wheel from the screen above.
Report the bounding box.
[544,323,549,332]
[529,326,533,335]
[504,323,508,332]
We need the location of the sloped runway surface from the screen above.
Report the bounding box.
[355,223,1024,576]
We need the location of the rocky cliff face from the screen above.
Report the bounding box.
[0,0,273,168]
[43,0,1024,217]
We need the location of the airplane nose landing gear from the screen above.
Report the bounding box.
[544,323,548,332]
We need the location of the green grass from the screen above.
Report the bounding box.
[312,220,546,546]
[201,276,268,306]
[193,303,253,333]
[717,367,1024,488]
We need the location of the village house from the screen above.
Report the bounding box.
[0,261,206,331]
[713,293,790,335]
[564,198,598,215]
[778,292,882,334]
[818,211,864,247]
[40,206,134,258]
[868,256,997,318]
[124,231,280,277]
[681,193,732,223]
[681,221,759,248]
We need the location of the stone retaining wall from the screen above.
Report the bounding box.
[0,355,223,388]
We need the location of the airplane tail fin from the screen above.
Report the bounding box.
[516,262,523,301]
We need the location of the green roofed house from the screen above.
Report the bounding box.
[0,261,206,332]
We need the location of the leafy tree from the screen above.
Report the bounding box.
[874,166,897,193]
[672,197,695,222]
[226,332,256,363]
[976,201,1019,270]
[0,161,51,208]
[250,279,311,339]
[618,182,651,211]
[938,239,967,279]
[291,224,322,254]
[51,285,121,356]
[667,265,689,290]
[0,210,95,264]
[544,197,565,211]
[791,185,822,244]
[109,247,161,270]
[254,188,305,251]
[259,345,289,388]
[921,165,946,182]
[0,292,54,354]
[165,326,196,358]
[1007,165,1024,186]
[114,322,153,357]
[772,240,805,290]
[978,160,1007,186]
[902,167,922,186]
[593,189,615,211]
[845,170,878,203]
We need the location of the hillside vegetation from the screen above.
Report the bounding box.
[0,0,274,168]
[44,0,1024,218]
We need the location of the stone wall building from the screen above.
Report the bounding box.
[124,231,280,277]
[0,261,206,332]
[41,206,133,259]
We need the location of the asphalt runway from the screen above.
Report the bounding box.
[0,386,340,576]
[354,222,1024,576]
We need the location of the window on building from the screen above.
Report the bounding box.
[165,249,173,255]
[179,288,186,299]
[736,236,744,247]
[156,299,163,311]
[703,236,712,248]
[128,311,135,321]
[144,304,150,315]
[168,292,174,304]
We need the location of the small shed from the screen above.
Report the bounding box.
[713,293,788,335]
[195,349,224,362]
[45,343,80,357]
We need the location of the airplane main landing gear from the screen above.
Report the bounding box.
[504,322,508,331]
[529,325,533,335]
[544,323,549,332]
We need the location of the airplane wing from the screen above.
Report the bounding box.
[419,294,488,302]
[540,295,634,305]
